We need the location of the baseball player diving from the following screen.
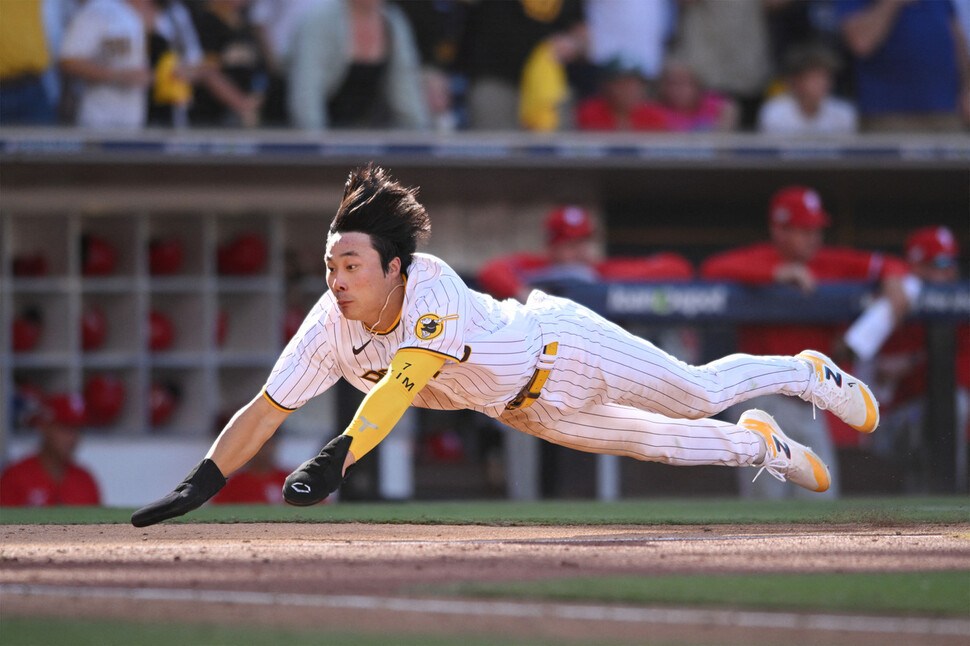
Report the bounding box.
[131,165,879,527]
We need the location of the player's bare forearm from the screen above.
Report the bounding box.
[343,450,356,476]
[206,393,290,476]
[841,0,911,58]
[880,275,910,324]
[60,58,151,86]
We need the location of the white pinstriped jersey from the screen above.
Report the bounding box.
[266,252,817,471]
[265,253,543,417]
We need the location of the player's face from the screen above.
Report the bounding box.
[771,224,823,264]
[41,424,80,463]
[791,67,831,109]
[548,238,595,266]
[326,231,402,328]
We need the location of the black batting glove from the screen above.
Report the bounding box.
[131,458,226,527]
[283,434,354,506]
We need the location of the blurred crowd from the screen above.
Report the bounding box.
[2,0,968,133]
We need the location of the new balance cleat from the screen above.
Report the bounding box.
[740,409,831,493]
[797,349,879,433]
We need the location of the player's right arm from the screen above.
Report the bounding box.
[207,393,290,476]
[131,394,290,527]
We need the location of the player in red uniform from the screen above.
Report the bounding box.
[477,205,693,303]
[859,226,968,467]
[211,433,290,504]
[0,394,101,507]
[701,186,908,498]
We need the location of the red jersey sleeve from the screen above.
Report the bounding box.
[596,253,694,281]
[0,463,28,506]
[700,244,780,284]
[476,253,550,300]
[809,247,908,281]
[879,255,908,278]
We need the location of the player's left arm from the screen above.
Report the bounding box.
[342,348,447,470]
[282,339,453,507]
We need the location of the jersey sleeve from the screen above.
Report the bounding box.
[344,349,445,460]
[813,247,908,281]
[401,271,468,362]
[597,253,694,281]
[263,300,339,410]
[700,245,779,284]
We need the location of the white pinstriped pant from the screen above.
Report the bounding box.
[497,293,813,468]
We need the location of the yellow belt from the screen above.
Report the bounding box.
[506,342,558,410]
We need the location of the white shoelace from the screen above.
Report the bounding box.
[752,454,788,484]
[807,377,844,421]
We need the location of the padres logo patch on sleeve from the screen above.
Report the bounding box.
[415,313,459,340]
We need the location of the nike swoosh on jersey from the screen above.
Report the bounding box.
[352,339,373,355]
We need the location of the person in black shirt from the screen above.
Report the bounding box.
[189,0,265,127]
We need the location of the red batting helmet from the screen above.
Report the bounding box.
[218,232,268,275]
[12,315,41,352]
[81,235,118,276]
[12,252,49,277]
[149,310,175,351]
[84,373,126,425]
[41,393,88,427]
[149,381,180,426]
[906,226,959,268]
[12,306,43,352]
[149,236,185,275]
[81,306,107,351]
[769,187,830,229]
[544,206,594,245]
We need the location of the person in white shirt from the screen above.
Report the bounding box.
[758,42,858,136]
[59,0,151,130]
[585,0,671,82]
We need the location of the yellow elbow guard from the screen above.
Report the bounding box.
[345,349,446,460]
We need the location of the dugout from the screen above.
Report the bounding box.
[2,130,967,504]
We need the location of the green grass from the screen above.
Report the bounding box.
[0,617,588,646]
[1,495,968,526]
[432,571,970,618]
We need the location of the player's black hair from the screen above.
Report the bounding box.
[330,163,431,275]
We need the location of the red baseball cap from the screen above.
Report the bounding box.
[545,206,594,244]
[769,187,830,229]
[906,225,958,267]
[38,393,87,428]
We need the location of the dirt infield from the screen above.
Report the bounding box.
[2,522,969,645]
